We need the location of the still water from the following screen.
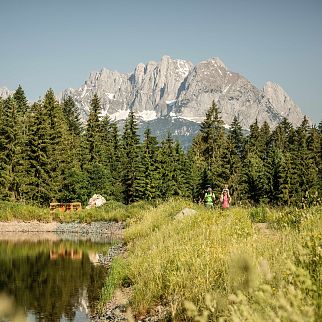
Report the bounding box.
[0,237,110,322]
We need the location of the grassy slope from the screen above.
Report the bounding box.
[101,200,322,321]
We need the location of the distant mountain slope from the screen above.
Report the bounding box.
[61,55,305,129]
[0,87,12,99]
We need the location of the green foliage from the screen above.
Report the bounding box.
[121,111,141,204]
[100,257,130,304]
[0,86,321,207]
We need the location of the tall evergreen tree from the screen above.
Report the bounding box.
[82,95,113,199]
[228,116,245,157]
[0,97,24,200]
[199,101,227,192]
[121,111,141,204]
[85,94,102,163]
[24,102,52,204]
[242,152,269,204]
[13,85,29,115]
[285,117,317,205]
[108,122,124,201]
[225,117,247,203]
[158,132,178,199]
[136,128,160,201]
[43,89,72,200]
[62,96,82,136]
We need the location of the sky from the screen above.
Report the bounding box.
[0,0,321,122]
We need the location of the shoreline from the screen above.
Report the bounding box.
[0,220,124,242]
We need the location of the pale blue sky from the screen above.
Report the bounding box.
[0,0,321,122]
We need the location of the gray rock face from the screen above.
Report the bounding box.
[0,87,12,99]
[62,55,305,129]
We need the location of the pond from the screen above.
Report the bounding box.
[0,236,112,322]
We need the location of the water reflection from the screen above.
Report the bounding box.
[0,239,109,321]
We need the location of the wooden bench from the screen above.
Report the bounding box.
[50,202,82,213]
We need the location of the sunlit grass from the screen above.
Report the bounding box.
[0,200,154,223]
[102,200,321,321]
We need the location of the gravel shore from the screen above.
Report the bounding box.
[0,221,124,242]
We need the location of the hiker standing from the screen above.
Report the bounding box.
[204,186,216,208]
[220,185,231,209]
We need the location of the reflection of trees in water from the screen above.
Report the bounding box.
[0,242,106,322]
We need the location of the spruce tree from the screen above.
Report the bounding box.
[290,117,318,205]
[121,111,141,204]
[13,85,29,115]
[199,101,227,193]
[108,122,124,201]
[228,116,245,157]
[43,89,72,200]
[85,94,102,163]
[245,119,260,154]
[173,141,191,198]
[226,117,246,203]
[158,132,177,199]
[188,134,208,202]
[0,97,24,200]
[83,95,112,199]
[24,102,52,204]
[135,128,160,201]
[62,95,82,136]
[242,152,269,204]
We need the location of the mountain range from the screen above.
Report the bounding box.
[61,55,305,130]
[0,55,307,148]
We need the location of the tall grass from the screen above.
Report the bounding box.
[0,200,154,223]
[102,200,321,321]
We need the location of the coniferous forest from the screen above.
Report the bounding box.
[0,85,321,207]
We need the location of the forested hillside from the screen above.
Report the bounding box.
[0,86,321,206]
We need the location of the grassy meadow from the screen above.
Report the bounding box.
[101,199,321,322]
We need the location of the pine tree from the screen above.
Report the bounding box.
[13,85,29,115]
[188,134,208,202]
[136,128,160,201]
[277,151,293,206]
[158,132,177,199]
[226,117,246,203]
[62,95,82,136]
[306,125,321,202]
[121,111,141,204]
[228,116,245,157]
[271,118,293,151]
[290,117,318,205]
[108,122,124,201]
[173,141,191,198]
[245,119,260,154]
[199,101,227,193]
[242,152,269,204]
[85,94,102,163]
[83,95,113,199]
[43,89,72,200]
[24,102,52,204]
[0,97,24,200]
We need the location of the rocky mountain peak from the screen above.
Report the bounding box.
[0,87,12,99]
[60,55,306,129]
[203,57,227,69]
[262,81,304,125]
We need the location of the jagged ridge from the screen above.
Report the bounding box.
[61,55,305,129]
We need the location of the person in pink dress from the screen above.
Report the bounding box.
[220,185,231,209]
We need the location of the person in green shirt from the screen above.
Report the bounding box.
[203,186,216,208]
